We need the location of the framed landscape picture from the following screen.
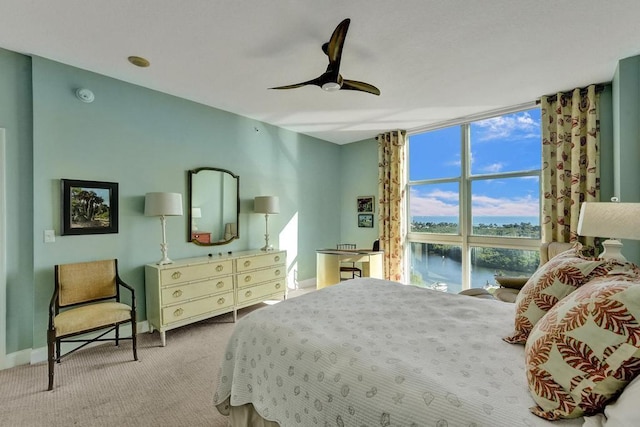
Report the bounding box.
[358,213,374,228]
[61,179,119,235]
[357,195,374,213]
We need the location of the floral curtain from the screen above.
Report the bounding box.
[376,130,407,282]
[541,85,600,247]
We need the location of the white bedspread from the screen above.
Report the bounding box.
[214,278,584,426]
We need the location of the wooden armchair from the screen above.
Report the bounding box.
[47,259,138,390]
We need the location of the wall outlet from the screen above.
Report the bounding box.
[44,229,55,243]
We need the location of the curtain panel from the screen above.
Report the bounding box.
[540,84,600,248]
[376,130,407,282]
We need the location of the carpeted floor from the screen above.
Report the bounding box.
[1,303,271,427]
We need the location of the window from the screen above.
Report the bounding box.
[407,106,541,293]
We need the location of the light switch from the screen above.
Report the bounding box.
[44,229,55,243]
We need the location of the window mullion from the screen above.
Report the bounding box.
[460,124,472,290]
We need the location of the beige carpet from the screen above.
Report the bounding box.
[0,304,271,427]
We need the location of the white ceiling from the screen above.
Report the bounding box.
[1,1,639,144]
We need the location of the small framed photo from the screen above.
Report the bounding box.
[358,213,374,228]
[61,179,119,235]
[357,195,374,213]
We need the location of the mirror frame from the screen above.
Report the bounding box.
[187,167,240,246]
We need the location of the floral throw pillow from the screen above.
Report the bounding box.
[504,245,613,344]
[525,275,640,420]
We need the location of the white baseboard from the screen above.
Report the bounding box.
[4,321,149,369]
[296,278,316,289]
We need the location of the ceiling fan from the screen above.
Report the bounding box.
[270,18,380,96]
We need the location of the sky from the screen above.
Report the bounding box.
[408,108,541,219]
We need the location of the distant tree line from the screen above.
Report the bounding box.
[411,220,540,273]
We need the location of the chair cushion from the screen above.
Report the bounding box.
[524,274,640,420]
[54,302,132,337]
[503,245,628,344]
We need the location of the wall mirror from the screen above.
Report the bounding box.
[188,167,240,246]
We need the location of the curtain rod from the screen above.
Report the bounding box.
[536,83,606,104]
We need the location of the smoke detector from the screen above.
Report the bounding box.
[75,88,95,103]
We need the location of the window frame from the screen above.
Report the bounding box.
[405,103,541,290]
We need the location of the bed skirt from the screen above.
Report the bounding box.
[216,398,280,427]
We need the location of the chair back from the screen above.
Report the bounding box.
[56,259,118,307]
[337,243,356,250]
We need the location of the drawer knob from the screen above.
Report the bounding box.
[216,265,224,272]
[244,275,252,283]
[275,269,281,276]
[275,283,281,289]
[244,260,251,267]
[274,255,280,262]
[174,308,184,317]
[171,271,182,280]
[217,297,225,305]
[245,290,252,298]
[172,289,183,298]
[216,281,224,288]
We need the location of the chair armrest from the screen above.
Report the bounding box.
[48,287,59,329]
[116,278,136,308]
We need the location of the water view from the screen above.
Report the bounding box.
[409,216,540,293]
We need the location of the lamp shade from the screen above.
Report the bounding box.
[254,196,280,214]
[144,192,183,216]
[578,202,640,240]
[191,207,202,218]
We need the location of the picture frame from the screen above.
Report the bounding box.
[358,213,374,228]
[357,195,374,213]
[61,179,119,235]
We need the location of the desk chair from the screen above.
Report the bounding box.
[337,243,362,280]
[47,259,138,390]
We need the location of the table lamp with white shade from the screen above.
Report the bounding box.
[145,192,183,265]
[577,200,640,261]
[254,196,279,251]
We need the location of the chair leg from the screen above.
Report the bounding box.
[131,314,138,361]
[115,324,120,346]
[47,330,56,391]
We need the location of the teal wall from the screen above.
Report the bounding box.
[612,55,640,263]
[0,49,34,354]
[339,138,379,248]
[3,50,347,354]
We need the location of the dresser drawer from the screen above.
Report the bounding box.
[237,266,285,288]
[237,280,286,304]
[161,276,233,304]
[162,291,234,325]
[160,260,232,284]
[236,252,285,272]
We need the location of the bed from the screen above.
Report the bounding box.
[213,277,591,426]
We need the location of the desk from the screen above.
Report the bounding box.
[316,249,384,289]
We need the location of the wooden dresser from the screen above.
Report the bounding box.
[145,249,286,346]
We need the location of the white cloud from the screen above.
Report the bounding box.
[411,188,538,217]
[473,111,539,142]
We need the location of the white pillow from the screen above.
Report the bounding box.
[582,376,640,427]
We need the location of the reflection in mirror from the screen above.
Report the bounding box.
[188,167,240,246]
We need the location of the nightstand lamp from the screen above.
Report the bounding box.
[254,196,279,251]
[577,200,640,261]
[145,192,183,265]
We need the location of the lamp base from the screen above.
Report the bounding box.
[260,244,274,252]
[157,256,173,265]
[599,239,626,262]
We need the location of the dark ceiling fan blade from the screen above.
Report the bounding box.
[322,18,350,69]
[341,79,381,96]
